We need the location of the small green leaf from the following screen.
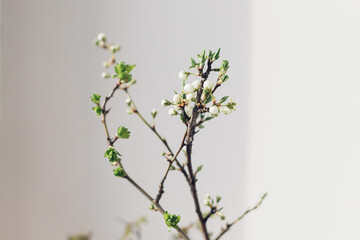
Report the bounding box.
[216,195,222,203]
[214,48,221,60]
[113,166,125,177]
[198,125,204,129]
[180,113,186,123]
[90,94,101,104]
[190,58,197,68]
[221,60,229,70]
[204,116,214,121]
[104,147,121,163]
[164,211,181,230]
[117,126,131,139]
[220,96,229,104]
[196,165,203,173]
[92,106,102,116]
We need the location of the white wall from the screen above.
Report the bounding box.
[245,1,360,240]
[0,0,251,240]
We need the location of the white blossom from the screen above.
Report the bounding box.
[97,33,106,41]
[186,93,195,101]
[184,83,195,94]
[101,72,110,79]
[185,105,193,117]
[110,44,120,53]
[173,94,181,104]
[125,98,131,105]
[102,61,110,68]
[192,80,201,90]
[168,108,178,116]
[203,80,213,90]
[221,107,231,115]
[126,108,133,114]
[209,106,219,115]
[179,70,188,80]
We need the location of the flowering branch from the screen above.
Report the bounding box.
[90,33,266,240]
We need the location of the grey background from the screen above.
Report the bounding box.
[0,0,250,239]
[2,0,360,240]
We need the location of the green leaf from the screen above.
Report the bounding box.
[198,125,204,129]
[203,90,213,104]
[196,165,203,173]
[179,113,186,123]
[117,126,131,139]
[114,61,136,83]
[214,48,221,60]
[90,93,101,104]
[204,116,214,121]
[92,106,102,116]
[221,60,229,70]
[113,166,125,177]
[216,195,222,203]
[104,147,121,162]
[190,58,197,68]
[220,96,229,104]
[164,211,181,230]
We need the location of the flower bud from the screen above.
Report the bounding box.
[209,106,219,115]
[168,108,178,116]
[203,80,213,90]
[161,99,171,107]
[97,33,106,42]
[192,80,201,90]
[125,98,132,106]
[186,93,195,102]
[126,108,134,114]
[151,109,158,118]
[203,199,210,206]
[185,105,193,117]
[110,44,120,54]
[101,72,111,79]
[102,61,110,68]
[184,83,195,94]
[221,107,231,115]
[179,70,189,80]
[217,211,225,220]
[173,94,181,104]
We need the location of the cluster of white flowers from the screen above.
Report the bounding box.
[161,70,236,118]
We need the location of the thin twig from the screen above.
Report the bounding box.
[155,128,188,203]
[214,193,267,240]
[124,88,189,182]
[203,207,217,223]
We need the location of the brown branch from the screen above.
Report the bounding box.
[181,59,213,240]
[214,193,268,240]
[203,207,217,223]
[155,128,188,203]
[119,161,190,240]
[101,82,120,146]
